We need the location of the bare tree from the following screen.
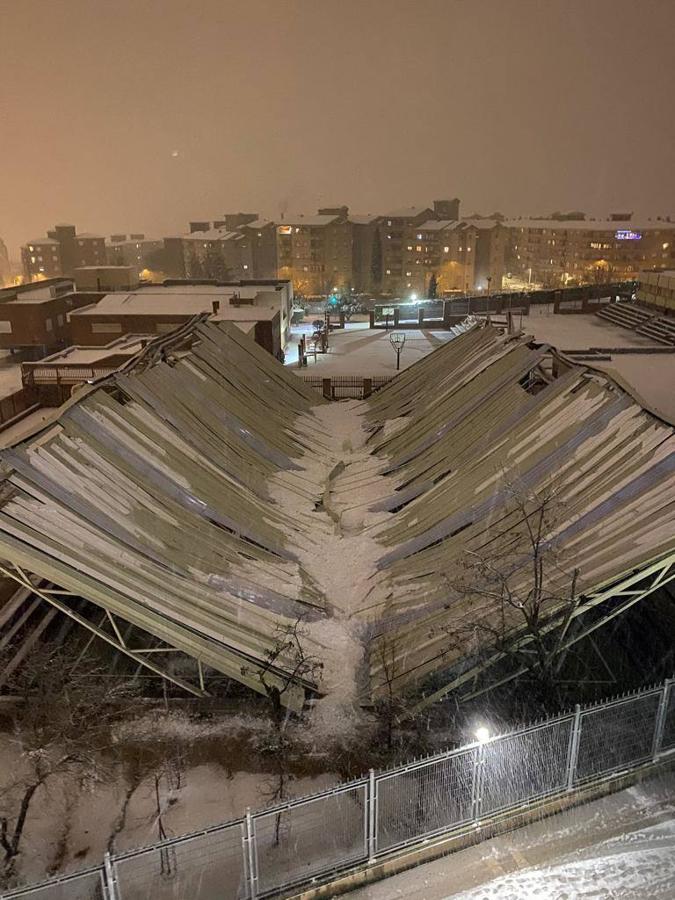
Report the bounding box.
[443,477,580,706]
[247,618,321,844]
[0,644,135,883]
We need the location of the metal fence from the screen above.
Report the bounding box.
[3,679,674,900]
[299,375,393,399]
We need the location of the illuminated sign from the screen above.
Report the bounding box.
[278,225,292,235]
[615,230,642,240]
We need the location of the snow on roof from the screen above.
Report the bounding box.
[416,219,457,231]
[384,206,432,219]
[23,238,60,246]
[0,321,671,712]
[75,233,106,240]
[71,290,279,319]
[279,215,339,226]
[348,215,380,225]
[503,219,675,231]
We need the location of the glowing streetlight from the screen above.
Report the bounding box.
[410,292,418,302]
[474,726,491,744]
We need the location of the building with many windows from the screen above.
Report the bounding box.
[276,214,353,296]
[21,224,106,280]
[505,219,675,287]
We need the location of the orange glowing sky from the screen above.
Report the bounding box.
[1,0,674,255]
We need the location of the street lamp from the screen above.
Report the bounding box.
[389,332,406,371]
[474,726,491,744]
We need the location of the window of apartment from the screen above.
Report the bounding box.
[45,317,53,331]
[387,220,392,226]
[385,268,391,275]
[78,241,84,246]
[30,256,36,264]
[28,245,34,252]
[57,314,64,326]
[443,247,449,253]
[39,267,45,273]
[416,233,422,240]
[0,321,13,334]
[405,271,412,276]
[386,234,392,240]
[243,264,248,270]
[416,245,422,252]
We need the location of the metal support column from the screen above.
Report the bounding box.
[103,852,119,900]
[567,704,582,791]
[471,745,484,822]
[244,809,258,900]
[367,768,377,863]
[652,679,672,761]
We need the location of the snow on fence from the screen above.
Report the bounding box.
[3,679,674,900]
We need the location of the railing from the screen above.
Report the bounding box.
[2,679,674,899]
[0,388,39,429]
[299,375,393,399]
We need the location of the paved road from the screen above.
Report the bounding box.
[346,773,675,899]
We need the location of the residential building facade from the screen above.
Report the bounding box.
[505,219,675,287]
[21,224,106,280]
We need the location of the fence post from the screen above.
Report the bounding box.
[471,745,483,822]
[566,704,582,790]
[363,378,372,399]
[322,378,332,401]
[652,679,672,761]
[367,768,377,863]
[103,852,119,900]
[244,808,258,900]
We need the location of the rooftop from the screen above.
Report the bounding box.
[384,206,432,219]
[504,219,675,232]
[278,215,340,227]
[71,290,279,319]
[0,321,670,712]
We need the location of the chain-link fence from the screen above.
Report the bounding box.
[3,680,673,900]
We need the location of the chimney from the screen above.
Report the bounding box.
[212,299,220,314]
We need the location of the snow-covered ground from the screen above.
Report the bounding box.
[286,322,454,375]
[347,774,675,899]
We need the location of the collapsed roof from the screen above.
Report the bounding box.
[0,320,672,710]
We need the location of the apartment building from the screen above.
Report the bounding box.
[506,219,675,287]
[163,229,252,281]
[106,235,163,273]
[380,207,434,294]
[276,214,353,296]
[398,217,505,296]
[21,224,106,280]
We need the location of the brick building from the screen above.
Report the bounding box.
[0,278,95,353]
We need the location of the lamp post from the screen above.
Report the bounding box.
[389,332,406,371]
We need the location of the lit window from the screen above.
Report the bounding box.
[30,256,36,264]
[407,245,413,251]
[416,245,422,252]
[387,220,392,226]
[387,234,392,240]
[416,233,422,240]
[295,227,300,233]
[39,267,45,273]
[405,271,412,276]
[45,317,52,330]
[243,264,248,270]
[385,268,391,275]
[443,246,449,253]
[663,242,670,250]
[28,245,34,252]
[467,247,471,252]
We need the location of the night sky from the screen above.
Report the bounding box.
[1,0,674,255]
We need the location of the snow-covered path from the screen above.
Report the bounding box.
[346,774,675,899]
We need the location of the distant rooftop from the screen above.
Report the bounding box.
[24,238,60,246]
[279,215,339,227]
[503,219,675,231]
[384,206,432,219]
[416,219,457,231]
